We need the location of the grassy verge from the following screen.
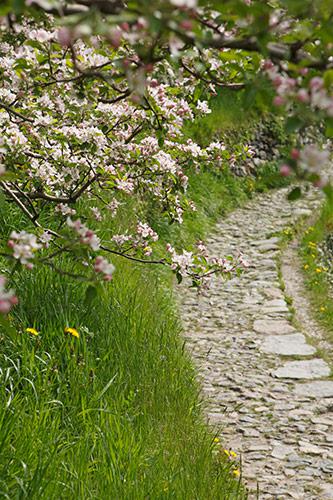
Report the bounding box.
[0,91,289,499]
[300,199,333,351]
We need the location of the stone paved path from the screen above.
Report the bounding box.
[179,186,333,499]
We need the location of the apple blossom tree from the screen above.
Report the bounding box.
[0,0,332,314]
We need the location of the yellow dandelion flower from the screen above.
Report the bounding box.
[304,264,309,270]
[213,437,220,443]
[224,449,230,457]
[311,254,316,258]
[233,469,240,477]
[315,268,322,273]
[230,450,237,458]
[64,327,79,338]
[320,306,326,312]
[26,327,39,336]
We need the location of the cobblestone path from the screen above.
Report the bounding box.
[179,186,333,499]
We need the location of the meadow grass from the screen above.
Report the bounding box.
[183,89,260,146]
[0,91,287,499]
[0,235,246,499]
[300,199,333,354]
[0,225,246,499]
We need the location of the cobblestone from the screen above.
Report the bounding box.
[178,185,333,499]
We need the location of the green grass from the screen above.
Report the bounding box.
[0,173,252,498]
[0,91,290,499]
[0,247,245,498]
[300,199,333,359]
[183,89,260,145]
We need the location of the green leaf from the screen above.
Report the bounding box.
[323,183,333,203]
[0,315,17,340]
[0,0,11,15]
[96,373,117,400]
[84,285,98,306]
[12,0,26,13]
[157,129,165,148]
[324,69,333,89]
[176,272,183,284]
[287,186,302,201]
[285,116,303,133]
[325,117,333,138]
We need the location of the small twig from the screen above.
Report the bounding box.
[0,101,34,123]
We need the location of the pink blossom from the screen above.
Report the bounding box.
[291,149,300,160]
[136,222,158,242]
[263,60,274,71]
[197,100,211,114]
[40,231,53,248]
[67,218,100,251]
[112,234,131,246]
[57,27,73,47]
[239,255,250,268]
[55,204,76,216]
[0,275,18,314]
[180,20,194,31]
[167,245,194,275]
[116,179,134,193]
[29,29,54,43]
[91,207,103,222]
[299,145,330,173]
[309,77,324,91]
[196,240,208,256]
[297,89,309,103]
[94,256,115,281]
[107,28,122,48]
[280,164,292,177]
[177,171,189,189]
[313,176,328,188]
[9,231,42,265]
[170,0,197,8]
[106,199,120,216]
[273,96,285,106]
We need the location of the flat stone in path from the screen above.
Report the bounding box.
[260,333,316,356]
[253,319,296,335]
[273,359,330,379]
[271,444,294,459]
[294,381,333,398]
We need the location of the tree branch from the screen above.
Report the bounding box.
[101,245,166,265]
[11,174,99,204]
[28,0,125,15]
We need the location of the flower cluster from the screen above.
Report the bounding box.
[67,218,100,251]
[8,231,42,267]
[267,64,333,117]
[264,62,332,181]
